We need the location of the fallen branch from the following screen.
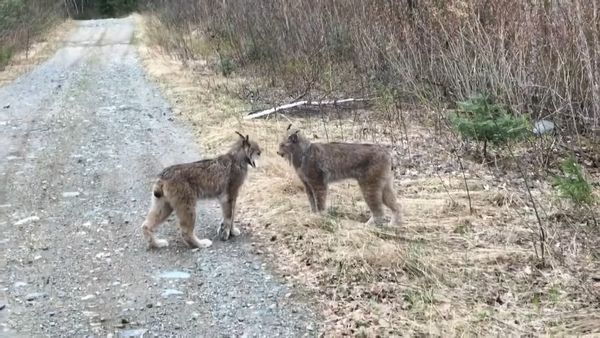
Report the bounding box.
[244,98,370,120]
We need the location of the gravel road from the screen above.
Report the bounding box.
[0,17,316,337]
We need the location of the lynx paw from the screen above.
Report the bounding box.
[218,223,231,241]
[151,238,169,248]
[366,216,385,227]
[390,214,403,227]
[197,238,213,248]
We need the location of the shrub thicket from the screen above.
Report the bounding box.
[0,0,65,69]
[144,0,600,136]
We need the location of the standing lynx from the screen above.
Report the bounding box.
[277,126,401,226]
[141,132,262,249]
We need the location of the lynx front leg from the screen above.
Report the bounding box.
[301,180,318,213]
[311,180,328,213]
[218,195,234,241]
[230,195,241,237]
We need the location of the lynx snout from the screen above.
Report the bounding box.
[247,148,260,168]
[277,130,300,159]
[236,131,261,168]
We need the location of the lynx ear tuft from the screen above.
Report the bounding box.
[235,131,249,145]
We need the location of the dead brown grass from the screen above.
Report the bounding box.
[0,19,76,87]
[144,0,600,135]
[135,14,600,337]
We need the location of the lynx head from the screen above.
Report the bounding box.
[276,124,306,161]
[235,132,261,168]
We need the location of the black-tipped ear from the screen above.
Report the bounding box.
[235,131,249,146]
[286,123,292,131]
[245,134,249,143]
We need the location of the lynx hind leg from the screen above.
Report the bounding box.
[359,180,386,226]
[141,196,173,249]
[382,180,402,226]
[175,204,212,249]
[301,180,318,213]
[308,179,328,214]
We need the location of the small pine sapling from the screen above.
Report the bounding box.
[450,93,529,157]
[554,157,595,206]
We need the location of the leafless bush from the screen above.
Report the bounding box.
[144,0,600,135]
[0,0,66,69]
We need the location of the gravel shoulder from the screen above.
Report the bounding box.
[0,17,316,337]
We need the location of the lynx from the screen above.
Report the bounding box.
[141,132,261,249]
[277,126,401,226]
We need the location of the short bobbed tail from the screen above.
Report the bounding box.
[153,180,164,198]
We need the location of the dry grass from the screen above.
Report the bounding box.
[135,14,600,337]
[143,0,600,135]
[0,19,76,87]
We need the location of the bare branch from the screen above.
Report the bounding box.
[244,98,370,120]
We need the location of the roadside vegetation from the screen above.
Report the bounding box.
[138,1,598,335]
[65,0,138,19]
[0,0,67,70]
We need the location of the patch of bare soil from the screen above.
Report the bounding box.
[136,14,600,337]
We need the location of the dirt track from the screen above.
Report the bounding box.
[0,17,315,337]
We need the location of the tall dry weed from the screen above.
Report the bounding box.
[144,0,600,135]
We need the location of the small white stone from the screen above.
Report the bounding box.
[161,289,183,297]
[14,216,39,225]
[62,192,80,198]
[533,119,555,136]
